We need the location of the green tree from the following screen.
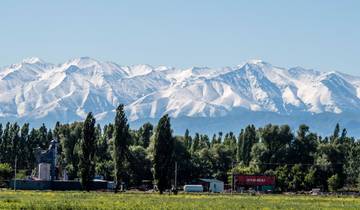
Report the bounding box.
[10,123,20,168]
[330,123,340,143]
[38,123,49,149]
[211,134,217,146]
[275,165,290,192]
[53,121,61,140]
[345,141,360,186]
[316,142,346,191]
[328,174,341,192]
[113,104,131,193]
[210,144,233,182]
[0,163,11,187]
[138,123,153,148]
[291,124,317,165]
[60,123,82,180]
[173,136,193,185]
[18,123,29,169]
[0,124,3,163]
[232,164,260,175]
[79,112,96,191]
[152,114,174,194]
[128,145,153,187]
[95,131,113,181]
[237,129,244,163]
[304,166,317,190]
[0,123,10,163]
[288,164,305,191]
[239,125,257,166]
[356,174,360,191]
[191,147,213,179]
[223,132,237,158]
[184,129,192,150]
[254,124,292,172]
[217,132,223,144]
[199,134,210,149]
[27,128,38,169]
[190,133,200,154]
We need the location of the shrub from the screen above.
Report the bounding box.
[0,163,12,187]
[328,174,341,192]
[0,163,12,179]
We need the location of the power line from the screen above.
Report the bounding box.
[232,162,345,166]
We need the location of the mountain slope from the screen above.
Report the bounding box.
[1,57,360,136]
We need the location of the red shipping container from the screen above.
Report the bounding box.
[235,175,275,186]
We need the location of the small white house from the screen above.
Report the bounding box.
[199,178,224,193]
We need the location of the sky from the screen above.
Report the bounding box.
[1,0,359,75]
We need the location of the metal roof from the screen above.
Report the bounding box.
[199,178,223,183]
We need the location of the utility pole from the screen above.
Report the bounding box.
[14,155,17,191]
[231,161,234,194]
[174,161,178,189]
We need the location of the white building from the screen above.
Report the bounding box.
[38,163,51,180]
[199,178,224,193]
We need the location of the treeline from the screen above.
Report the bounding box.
[1,104,360,192]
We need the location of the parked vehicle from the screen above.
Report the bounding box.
[184,185,203,192]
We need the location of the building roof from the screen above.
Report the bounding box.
[199,178,223,183]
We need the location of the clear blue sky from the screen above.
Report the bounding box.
[1,0,359,75]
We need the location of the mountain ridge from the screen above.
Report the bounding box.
[1,57,359,136]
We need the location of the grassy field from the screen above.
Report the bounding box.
[0,190,360,210]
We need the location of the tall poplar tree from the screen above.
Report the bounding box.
[79,112,96,191]
[152,114,174,194]
[113,104,130,193]
[0,124,3,163]
[19,123,29,169]
[184,129,192,150]
[237,129,244,163]
[190,133,200,154]
[10,123,20,168]
[241,125,257,166]
[0,123,10,163]
[138,122,153,148]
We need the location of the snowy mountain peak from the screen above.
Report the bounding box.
[64,57,101,68]
[121,64,155,77]
[236,59,272,71]
[247,59,265,65]
[22,57,45,64]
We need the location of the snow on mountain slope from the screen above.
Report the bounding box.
[0,57,360,135]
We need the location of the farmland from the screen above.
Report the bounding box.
[0,190,360,210]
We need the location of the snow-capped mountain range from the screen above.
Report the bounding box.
[1,57,360,136]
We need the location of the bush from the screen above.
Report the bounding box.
[328,174,341,192]
[15,170,28,179]
[275,165,290,192]
[0,163,12,187]
[356,174,360,191]
[0,163,12,179]
[304,167,317,190]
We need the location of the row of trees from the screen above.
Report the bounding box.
[0,104,360,192]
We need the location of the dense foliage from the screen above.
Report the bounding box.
[0,103,359,192]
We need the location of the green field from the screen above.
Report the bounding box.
[0,190,359,210]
